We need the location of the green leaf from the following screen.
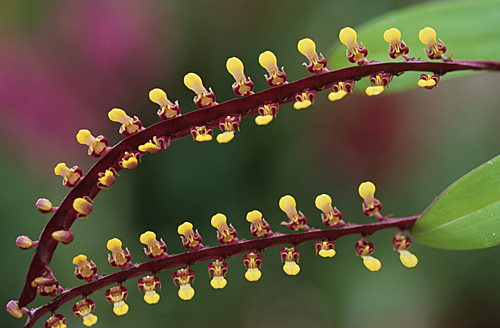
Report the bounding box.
[328,0,500,92]
[410,155,500,250]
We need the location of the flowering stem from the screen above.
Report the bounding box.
[22,215,418,328]
[17,59,500,313]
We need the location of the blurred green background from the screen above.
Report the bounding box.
[2,1,500,327]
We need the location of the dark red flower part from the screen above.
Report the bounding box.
[242,251,263,270]
[356,239,375,257]
[104,285,128,304]
[119,151,141,170]
[45,313,66,328]
[280,247,300,263]
[194,88,217,108]
[389,41,409,59]
[208,259,229,278]
[219,115,241,133]
[172,268,195,286]
[347,42,368,64]
[265,67,287,87]
[190,125,213,142]
[419,73,440,89]
[158,100,181,120]
[393,235,412,251]
[232,77,254,96]
[304,53,328,75]
[315,240,336,256]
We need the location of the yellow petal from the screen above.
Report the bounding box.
[245,268,261,282]
[283,261,300,275]
[246,210,263,222]
[399,250,418,268]
[328,90,347,101]
[319,249,336,258]
[362,256,381,271]
[144,292,160,304]
[178,286,195,300]
[255,115,273,125]
[210,277,227,289]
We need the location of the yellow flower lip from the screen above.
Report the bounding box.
[178,222,193,235]
[339,27,358,48]
[108,108,127,122]
[315,194,332,211]
[226,57,244,76]
[359,181,376,199]
[211,213,227,229]
[383,28,401,44]
[297,38,316,56]
[72,254,87,265]
[107,238,122,251]
[149,88,167,103]
[258,51,277,70]
[246,210,262,222]
[279,195,296,212]
[419,27,437,46]
[140,231,157,244]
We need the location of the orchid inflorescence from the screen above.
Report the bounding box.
[7,26,500,328]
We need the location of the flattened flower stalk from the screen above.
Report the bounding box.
[149,88,181,120]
